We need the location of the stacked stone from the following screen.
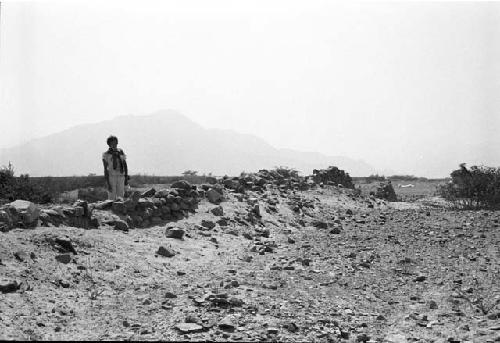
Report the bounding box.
[0,199,96,232]
[312,166,354,189]
[217,169,311,194]
[0,200,40,231]
[104,180,201,228]
[77,187,108,202]
[0,180,201,232]
[199,184,224,204]
[375,181,397,202]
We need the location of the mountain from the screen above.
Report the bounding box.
[0,110,378,177]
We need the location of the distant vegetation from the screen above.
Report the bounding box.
[364,174,386,183]
[0,163,54,204]
[387,175,429,182]
[439,164,500,209]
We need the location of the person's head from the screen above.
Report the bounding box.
[106,135,118,149]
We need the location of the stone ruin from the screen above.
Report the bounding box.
[0,180,202,232]
[215,169,312,194]
[0,166,360,232]
[208,166,357,195]
[312,166,354,189]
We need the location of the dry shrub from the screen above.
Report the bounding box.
[439,164,500,209]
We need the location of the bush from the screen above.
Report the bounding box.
[439,164,500,209]
[375,181,398,201]
[0,164,55,204]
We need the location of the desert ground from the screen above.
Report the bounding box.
[1,178,499,342]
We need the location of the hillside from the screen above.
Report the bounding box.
[0,110,377,177]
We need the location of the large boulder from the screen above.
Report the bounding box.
[206,189,223,204]
[7,200,40,227]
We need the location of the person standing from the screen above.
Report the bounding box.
[102,135,129,200]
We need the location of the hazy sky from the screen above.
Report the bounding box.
[1,0,499,177]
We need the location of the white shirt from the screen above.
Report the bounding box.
[102,149,127,176]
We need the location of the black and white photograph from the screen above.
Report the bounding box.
[0,0,499,341]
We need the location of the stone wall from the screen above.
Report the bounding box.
[312,166,354,189]
[0,180,201,232]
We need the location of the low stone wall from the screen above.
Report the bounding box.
[0,180,201,232]
[214,169,312,194]
[312,166,354,188]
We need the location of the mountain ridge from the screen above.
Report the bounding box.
[0,110,378,177]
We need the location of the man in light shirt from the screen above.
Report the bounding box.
[102,135,129,200]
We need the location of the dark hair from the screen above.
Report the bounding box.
[106,135,118,146]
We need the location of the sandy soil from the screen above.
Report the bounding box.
[1,187,499,342]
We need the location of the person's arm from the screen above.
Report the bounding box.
[121,150,129,185]
[123,160,129,185]
[103,158,111,191]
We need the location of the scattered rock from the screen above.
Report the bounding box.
[429,300,438,309]
[113,220,129,231]
[330,227,342,234]
[218,316,236,332]
[252,204,261,217]
[211,206,224,216]
[414,274,427,282]
[175,322,203,333]
[165,227,185,239]
[0,280,20,293]
[313,220,329,229]
[206,189,223,204]
[216,218,229,226]
[55,253,72,264]
[165,292,177,298]
[267,327,279,335]
[54,237,77,254]
[156,246,176,258]
[284,322,299,333]
[185,315,200,324]
[201,220,216,230]
[13,251,28,262]
[357,333,370,342]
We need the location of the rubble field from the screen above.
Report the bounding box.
[0,174,499,342]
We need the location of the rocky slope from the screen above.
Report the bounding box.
[0,184,499,342]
